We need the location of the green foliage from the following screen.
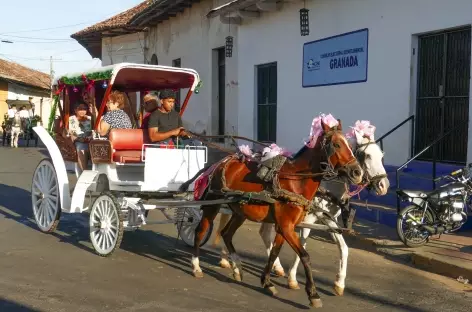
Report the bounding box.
[58,70,113,85]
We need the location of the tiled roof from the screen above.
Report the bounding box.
[0,58,50,90]
[71,1,150,38]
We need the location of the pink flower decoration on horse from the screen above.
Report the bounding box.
[305,113,339,148]
[262,143,293,158]
[238,144,253,157]
[346,120,376,140]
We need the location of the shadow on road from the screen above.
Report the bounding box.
[0,298,42,312]
[0,183,95,255]
[119,226,439,311]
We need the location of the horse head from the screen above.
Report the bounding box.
[317,117,363,185]
[347,121,390,195]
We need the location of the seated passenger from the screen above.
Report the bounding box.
[69,102,93,171]
[141,93,159,130]
[97,90,132,137]
[147,89,188,146]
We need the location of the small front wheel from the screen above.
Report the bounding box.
[89,192,124,257]
[396,205,433,248]
[175,207,213,247]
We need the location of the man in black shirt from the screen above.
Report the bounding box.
[147,89,188,145]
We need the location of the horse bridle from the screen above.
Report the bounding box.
[319,129,358,180]
[354,140,388,188]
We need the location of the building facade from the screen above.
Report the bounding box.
[72,0,472,166]
[0,59,51,134]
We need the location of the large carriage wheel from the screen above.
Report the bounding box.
[31,159,61,232]
[89,192,124,257]
[175,207,213,247]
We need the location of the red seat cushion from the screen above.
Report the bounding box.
[112,150,143,163]
[109,129,146,163]
[108,128,176,163]
[109,129,146,150]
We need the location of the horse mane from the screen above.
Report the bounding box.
[289,145,308,160]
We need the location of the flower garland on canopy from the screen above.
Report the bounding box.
[58,70,113,86]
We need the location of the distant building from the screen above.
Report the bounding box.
[71,0,472,166]
[0,58,51,133]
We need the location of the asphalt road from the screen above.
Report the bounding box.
[0,146,471,312]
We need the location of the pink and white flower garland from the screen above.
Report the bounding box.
[305,113,339,148]
[345,120,376,140]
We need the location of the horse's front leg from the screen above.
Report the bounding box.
[220,212,247,281]
[280,224,322,308]
[259,223,285,277]
[287,213,317,290]
[327,218,348,296]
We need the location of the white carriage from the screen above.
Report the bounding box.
[31,63,221,256]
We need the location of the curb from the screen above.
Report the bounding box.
[344,231,472,281]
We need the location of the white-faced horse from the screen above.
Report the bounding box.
[212,121,389,296]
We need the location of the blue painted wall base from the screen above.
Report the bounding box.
[352,160,472,232]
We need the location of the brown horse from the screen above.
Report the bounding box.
[188,118,363,308]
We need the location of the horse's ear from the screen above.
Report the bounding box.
[321,119,330,132]
[337,119,342,131]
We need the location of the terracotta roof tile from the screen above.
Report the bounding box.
[71,1,151,38]
[0,58,50,90]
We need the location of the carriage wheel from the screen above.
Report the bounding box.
[176,207,213,247]
[89,192,124,257]
[31,159,61,232]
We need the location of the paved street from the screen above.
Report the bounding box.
[0,146,471,312]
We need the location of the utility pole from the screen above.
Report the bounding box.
[40,56,61,124]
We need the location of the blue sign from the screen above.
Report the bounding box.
[302,28,369,87]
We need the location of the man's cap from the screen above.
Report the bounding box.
[143,93,158,103]
[159,89,176,99]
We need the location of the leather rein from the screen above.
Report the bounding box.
[186,130,355,180]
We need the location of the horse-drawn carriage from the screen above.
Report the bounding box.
[31,63,226,256]
[32,62,390,308]
[2,112,39,147]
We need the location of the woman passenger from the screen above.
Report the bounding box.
[97,90,132,137]
[69,102,93,171]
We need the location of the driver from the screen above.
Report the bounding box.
[147,89,188,146]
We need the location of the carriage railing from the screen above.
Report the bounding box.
[395,120,469,212]
[375,115,415,159]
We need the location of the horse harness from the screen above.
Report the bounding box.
[196,129,351,217]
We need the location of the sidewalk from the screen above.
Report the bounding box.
[344,218,472,283]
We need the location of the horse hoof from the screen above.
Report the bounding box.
[219,260,231,269]
[309,298,323,308]
[333,285,344,296]
[266,286,278,297]
[288,280,300,290]
[233,273,242,282]
[273,268,286,277]
[193,271,204,278]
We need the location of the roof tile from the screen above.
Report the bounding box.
[71,1,151,38]
[0,58,50,90]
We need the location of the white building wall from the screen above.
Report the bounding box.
[101,33,146,66]
[144,0,238,136]
[237,0,472,166]
[7,83,51,126]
